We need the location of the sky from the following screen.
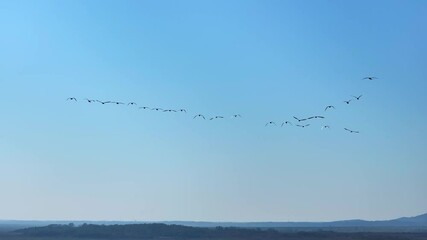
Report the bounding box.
[0,0,426,222]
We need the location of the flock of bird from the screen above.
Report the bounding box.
[67,76,378,134]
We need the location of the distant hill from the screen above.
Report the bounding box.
[1,213,427,232]
[12,223,427,240]
[160,213,427,228]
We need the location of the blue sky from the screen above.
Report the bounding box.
[0,0,426,221]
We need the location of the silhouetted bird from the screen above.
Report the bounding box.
[296,124,310,128]
[265,121,276,126]
[281,121,293,127]
[210,116,224,120]
[321,125,330,130]
[325,105,335,111]
[344,100,352,104]
[96,100,111,105]
[179,109,187,113]
[232,114,242,118]
[84,98,96,103]
[163,109,177,113]
[363,76,378,80]
[67,97,77,101]
[128,102,137,106]
[151,107,163,111]
[112,101,125,105]
[293,116,307,122]
[344,128,359,133]
[139,106,151,110]
[308,116,325,119]
[352,95,363,100]
[194,114,205,120]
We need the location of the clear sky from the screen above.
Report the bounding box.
[1,0,426,222]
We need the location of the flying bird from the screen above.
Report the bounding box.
[139,106,151,110]
[321,125,331,130]
[232,114,242,118]
[210,116,224,120]
[363,76,378,80]
[344,100,352,105]
[281,121,293,127]
[84,98,96,103]
[179,109,187,113]
[352,95,363,100]
[96,100,111,105]
[111,101,125,105]
[128,102,137,106]
[308,116,325,120]
[265,121,276,126]
[151,107,163,111]
[344,128,359,134]
[293,116,307,122]
[163,109,177,113]
[325,105,335,111]
[296,124,310,128]
[67,97,77,101]
[193,114,206,120]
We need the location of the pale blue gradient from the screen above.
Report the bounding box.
[0,0,426,221]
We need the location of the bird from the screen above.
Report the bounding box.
[344,128,359,134]
[128,102,137,106]
[296,124,310,128]
[67,97,77,101]
[151,107,163,111]
[325,105,335,111]
[344,100,352,104]
[265,121,276,126]
[308,116,325,120]
[163,109,177,112]
[96,100,111,105]
[281,121,293,127]
[352,95,363,100]
[139,106,151,110]
[84,98,96,103]
[363,76,378,80]
[321,125,330,130]
[232,114,242,118]
[210,116,224,120]
[111,101,125,105]
[178,109,187,113]
[293,116,307,122]
[193,114,206,120]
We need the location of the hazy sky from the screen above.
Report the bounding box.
[1,0,426,222]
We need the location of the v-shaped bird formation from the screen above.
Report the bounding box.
[67,76,378,134]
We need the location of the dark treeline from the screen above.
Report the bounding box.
[14,223,427,240]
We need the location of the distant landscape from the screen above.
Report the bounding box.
[1,213,426,240]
